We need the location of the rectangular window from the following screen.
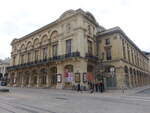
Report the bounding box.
[106,48,112,60]
[35,50,39,61]
[43,47,47,59]
[27,53,31,62]
[131,50,134,64]
[52,44,58,57]
[105,39,110,45]
[88,40,93,55]
[13,56,16,65]
[128,48,130,63]
[66,39,72,54]
[123,46,126,59]
[21,55,24,64]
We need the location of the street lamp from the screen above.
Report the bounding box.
[110,66,116,88]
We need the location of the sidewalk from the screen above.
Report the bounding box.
[2,85,150,97]
[103,85,150,96]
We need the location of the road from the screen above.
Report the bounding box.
[0,87,150,113]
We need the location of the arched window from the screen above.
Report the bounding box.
[50,31,58,41]
[41,35,48,45]
[64,65,73,72]
[33,38,39,48]
[26,41,32,50]
[20,44,25,50]
[40,68,47,85]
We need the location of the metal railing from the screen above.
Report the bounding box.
[7,52,81,70]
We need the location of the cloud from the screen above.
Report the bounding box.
[0,0,150,59]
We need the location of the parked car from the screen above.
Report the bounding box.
[1,81,7,86]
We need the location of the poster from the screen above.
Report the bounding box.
[67,72,73,82]
[57,74,62,83]
[83,73,87,82]
[75,73,80,83]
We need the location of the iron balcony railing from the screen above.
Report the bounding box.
[7,51,81,70]
[85,53,98,60]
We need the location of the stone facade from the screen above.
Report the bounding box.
[143,52,150,72]
[7,9,150,90]
[97,28,150,89]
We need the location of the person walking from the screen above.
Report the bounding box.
[95,82,98,92]
[101,81,105,92]
[98,81,101,92]
[77,83,81,92]
[99,81,103,93]
[90,82,94,93]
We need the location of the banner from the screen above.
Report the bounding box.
[64,69,69,77]
[67,72,73,82]
[87,72,94,81]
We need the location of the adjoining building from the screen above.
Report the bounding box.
[7,9,150,90]
[0,58,10,79]
[143,52,150,72]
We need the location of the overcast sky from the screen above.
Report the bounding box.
[0,0,150,59]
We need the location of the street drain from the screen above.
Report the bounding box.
[55,97,68,100]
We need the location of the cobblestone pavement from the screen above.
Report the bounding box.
[0,86,150,113]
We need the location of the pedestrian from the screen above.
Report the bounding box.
[90,82,94,93]
[77,83,81,92]
[99,81,103,93]
[101,81,105,93]
[98,81,101,92]
[95,82,98,92]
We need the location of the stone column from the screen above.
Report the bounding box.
[37,75,40,88]
[56,64,64,89]
[74,60,87,87]
[14,72,18,87]
[28,75,32,87]
[21,75,24,87]
[134,75,137,87]
[139,75,141,86]
[142,76,144,86]
[116,67,125,89]
[46,73,50,87]
[129,74,132,88]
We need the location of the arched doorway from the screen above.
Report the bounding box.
[50,67,57,86]
[87,65,95,81]
[16,72,21,86]
[130,68,134,87]
[40,68,47,86]
[105,65,117,89]
[64,65,74,88]
[124,66,129,88]
[133,69,136,86]
[32,70,38,87]
[25,71,30,87]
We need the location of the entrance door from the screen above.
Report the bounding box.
[52,74,57,85]
[50,67,57,86]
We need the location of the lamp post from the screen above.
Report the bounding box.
[110,66,115,88]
